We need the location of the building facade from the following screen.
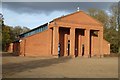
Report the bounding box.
[12,11,110,57]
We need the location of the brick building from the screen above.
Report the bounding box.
[12,11,110,57]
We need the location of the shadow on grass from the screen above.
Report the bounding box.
[2,56,72,77]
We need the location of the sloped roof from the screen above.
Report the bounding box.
[19,23,48,36]
[19,11,103,37]
[53,11,103,26]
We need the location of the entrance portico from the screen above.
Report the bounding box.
[52,25,103,57]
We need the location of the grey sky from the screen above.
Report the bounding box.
[2,0,119,2]
[2,2,115,14]
[1,2,118,28]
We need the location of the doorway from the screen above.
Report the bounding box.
[82,44,84,56]
[75,29,85,57]
[67,40,70,56]
[59,27,70,57]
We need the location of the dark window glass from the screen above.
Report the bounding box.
[21,25,48,38]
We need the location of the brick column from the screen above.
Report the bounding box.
[23,39,26,56]
[98,30,103,57]
[91,35,94,56]
[20,40,24,56]
[53,27,59,56]
[84,29,90,57]
[64,34,68,56]
[70,28,75,57]
[78,34,82,56]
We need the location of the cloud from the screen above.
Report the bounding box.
[3,8,69,29]
[0,2,2,13]
[2,2,114,14]
[2,2,116,28]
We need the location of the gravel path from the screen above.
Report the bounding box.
[2,54,118,78]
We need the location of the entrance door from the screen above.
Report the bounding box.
[67,40,70,56]
[82,44,84,56]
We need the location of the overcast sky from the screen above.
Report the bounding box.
[1,2,116,29]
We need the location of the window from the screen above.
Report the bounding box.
[20,24,48,38]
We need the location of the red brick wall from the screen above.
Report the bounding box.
[91,35,110,56]
[20,29,52,56]
[103,39,110,55]
[7,43,13,53]
[92,36,99,56]
[13,42,20,55]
